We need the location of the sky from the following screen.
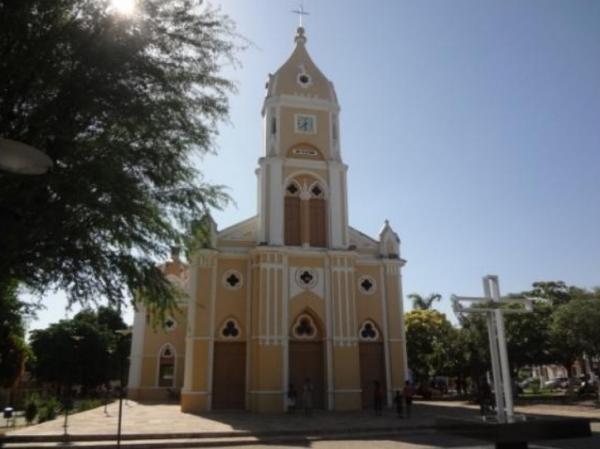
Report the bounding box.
[27,0,600,331]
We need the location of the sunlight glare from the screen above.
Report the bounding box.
[110,0,136,15]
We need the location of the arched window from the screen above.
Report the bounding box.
[309,182,327,247]
[158,344,175,387]
[271,116,277,135]
[284,181,301,246]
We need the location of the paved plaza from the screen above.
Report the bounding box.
[4,400,600,448]
[7,400,454,436]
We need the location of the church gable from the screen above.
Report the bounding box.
[348,226,379,254]
[217,216,257,247]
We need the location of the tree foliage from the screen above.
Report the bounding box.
[408,293,442,311]
[405,281,600,392]
[405,309,454,381]
[0,280,32,388]
[550,295,600,368]
[0,0,237,311]
[29,307,129,390]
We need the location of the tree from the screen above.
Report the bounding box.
[454,312,490,386]
[29,307,128,392]
[408,293,442,310]
[528,281,572,307]
[503,301,553,374]
[0,0,237,312]
[549,295,600,372]
[513,282,598,372]
[0,280,31,391]
[405,309,454,382]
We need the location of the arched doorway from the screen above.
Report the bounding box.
[358,320,386,409]
[212,319,246,410]
[288,312,325,409]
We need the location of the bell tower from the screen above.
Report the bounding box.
[257,27,348,249]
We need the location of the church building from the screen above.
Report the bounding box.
[127,26,408,413]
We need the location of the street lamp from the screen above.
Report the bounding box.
[115,328,132,449]
[0,138,53,174]
[105,348,115,416]
[63,335,83,441]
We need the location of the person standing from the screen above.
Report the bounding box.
[403,380,414,418]
[303,378,313,416]
[393,390,404,418]
[373,380,384,416]
[287,384,297,414]
[479,379,493,416]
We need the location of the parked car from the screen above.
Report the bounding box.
[543,377,569,390]
[518,378,534,390]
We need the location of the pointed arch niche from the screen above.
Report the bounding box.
[284,174,328,248]
[213,317,246,409]
[357,319,386,409]
[289,310,325,409]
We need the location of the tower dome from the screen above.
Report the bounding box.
[265,27,338,105]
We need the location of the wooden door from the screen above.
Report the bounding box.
[289,341,325,409]
[285,196,301,245]
[359,342,386,408]
[212,342,246,409]
[309,198,326,247]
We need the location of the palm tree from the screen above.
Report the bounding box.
[408,293,442,310]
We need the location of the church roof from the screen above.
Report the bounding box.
[265,27,338,104]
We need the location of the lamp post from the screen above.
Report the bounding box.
[105,348,115,416]
[63,335,83,441]
[0,138,53,174]
[115,328,132,449]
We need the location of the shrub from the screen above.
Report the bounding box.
[77,399,102,413]
[37,396,60,423]
[24,395,39,424]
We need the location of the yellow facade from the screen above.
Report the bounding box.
[127,27,408,413]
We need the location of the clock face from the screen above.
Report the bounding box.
[295,114,316,134]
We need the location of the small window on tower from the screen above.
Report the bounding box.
[311,184,323,197]
[297,72,312,87]
[271,116,276,135]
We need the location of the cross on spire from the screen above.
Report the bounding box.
[292,1,309,27]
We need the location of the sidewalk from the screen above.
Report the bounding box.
[425,399,600,420]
